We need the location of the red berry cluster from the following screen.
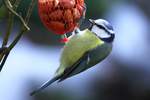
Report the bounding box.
[38,0,85,34]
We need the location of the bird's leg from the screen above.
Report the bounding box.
[60,34,69,43]
[72,27,81,35]
[61,34,67,38]
[75,28,80,33]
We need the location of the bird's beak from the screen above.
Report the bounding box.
[88,19,95,24]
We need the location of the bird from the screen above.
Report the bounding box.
[30,18,115,96]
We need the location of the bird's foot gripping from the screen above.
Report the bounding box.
[60,34,69,43]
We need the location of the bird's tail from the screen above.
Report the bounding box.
[30,75,60,96]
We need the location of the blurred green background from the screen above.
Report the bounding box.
[0,0,150,100]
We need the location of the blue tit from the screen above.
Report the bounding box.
[30,19,115,96]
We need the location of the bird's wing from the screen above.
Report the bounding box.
[58,43,112,82]
[58,51,90,82]
[56,29,104,76]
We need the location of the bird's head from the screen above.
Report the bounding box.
[89,19,115,43]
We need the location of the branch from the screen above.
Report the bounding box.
[0,0,36,71]
[2,0,22,47]
[3,0,30,31]
[2,13,13,47]
[8,0,36,51]
[0,0,22,71]
[0,51,9,71]
[24,0,36,24]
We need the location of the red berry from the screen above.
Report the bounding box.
[38,0,85,35]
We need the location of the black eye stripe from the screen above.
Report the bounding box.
[89,23,115,43]
[96,24,110,34]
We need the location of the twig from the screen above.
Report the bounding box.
[0,47,8,71]
[0,47,7,54]
[0,0,36,71]
[8,0,36,51]
[2,13,13,47]
[3,0,30,31]
[8,30,25,50]
[0,51,10,71]
[24,0,36,24]
[0,0,22,71]
[0,56,5,71]
[2,0,22,47]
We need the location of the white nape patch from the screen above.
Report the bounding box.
[91,25,111,38]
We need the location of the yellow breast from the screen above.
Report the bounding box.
[56,29,104,75]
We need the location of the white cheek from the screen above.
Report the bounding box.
[91,25,101,34]
[91,25,111,38]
